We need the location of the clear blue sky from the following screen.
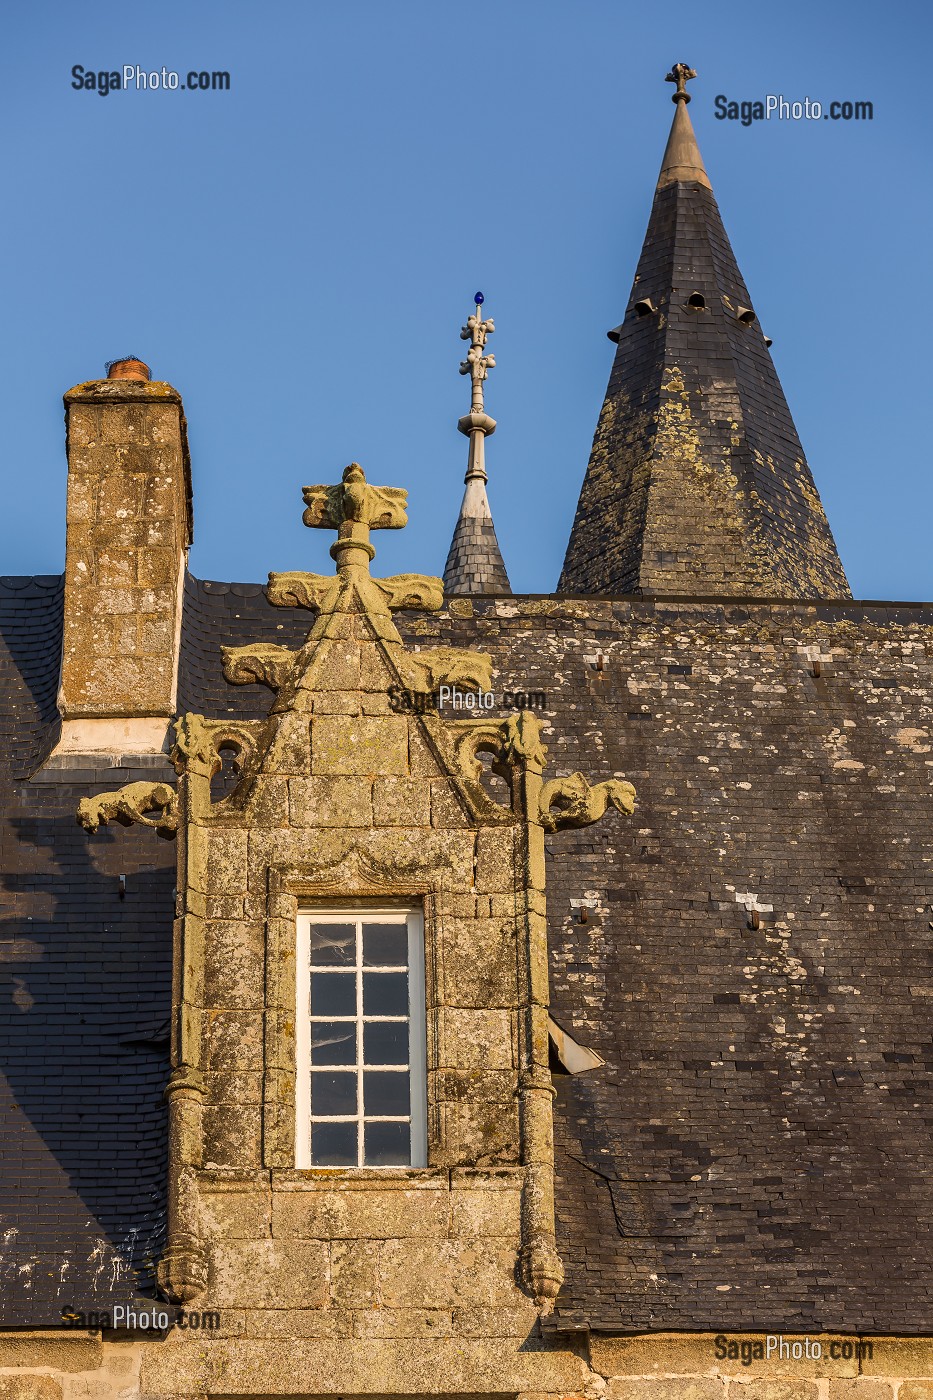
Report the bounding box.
[1,1,929,598]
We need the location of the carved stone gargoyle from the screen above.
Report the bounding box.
[539,771,636,832]
[76,781,179,837]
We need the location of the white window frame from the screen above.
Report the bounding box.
[295,905,427,1169]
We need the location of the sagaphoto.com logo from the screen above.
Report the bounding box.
[71,65,230,96]
[714,92,872,125]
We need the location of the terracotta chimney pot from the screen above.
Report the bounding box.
[106,357,151,382]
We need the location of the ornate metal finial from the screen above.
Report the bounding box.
[665,62,697,103]
[459,292,496,415]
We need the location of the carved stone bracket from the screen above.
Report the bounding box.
[156,1234,208,1304]
[402,646,493,694]
[539,772,636,831]
[520,1235,565,1315]
[76,781,178,837]
[221,643,298,691]
[373,574,444,612]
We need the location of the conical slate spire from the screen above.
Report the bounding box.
[443,294,512,595]
[559,64,850,599]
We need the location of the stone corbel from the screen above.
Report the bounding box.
[373,574,445,612]
[76,781,178,837]
[221,642,298,691]
[402,646,493,694]
[539,772,636,831]
[520,1232,565,1315]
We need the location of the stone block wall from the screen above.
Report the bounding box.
[59,380,190,724]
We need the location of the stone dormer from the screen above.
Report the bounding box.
[77,460,633,1374]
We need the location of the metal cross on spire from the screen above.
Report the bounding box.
[459,292,496,415]
[665,62,697,103]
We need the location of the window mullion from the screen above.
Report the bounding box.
[356,918,364,1166]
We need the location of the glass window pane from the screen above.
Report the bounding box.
[363,1069,410,1117]
[312,1121,358,1166]
[362,971,408,1017]
[312,1021,357,1066]
[312,1071,358,1116]
[362,923,408,967]
[364,1120,410,1166]
[311,972,356,1017]
[310,922,356,966]
[363,1021,408,1066]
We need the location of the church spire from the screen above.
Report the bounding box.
[443,293,512,595]
[558,65,850,599]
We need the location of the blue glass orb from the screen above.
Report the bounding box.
[474,291,484,305]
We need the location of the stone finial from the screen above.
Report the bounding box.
[302,463,408,570]
[443,294,512,595]
[665,61,697,103]
[459,291,496,419]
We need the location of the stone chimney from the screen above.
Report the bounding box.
[55,361,192,755]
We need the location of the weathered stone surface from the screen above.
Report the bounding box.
[330,1238,382,1307]
[378,1238,519,1308]
[827,1383,895,1399]
[607,1382,725,1400]
[199,1188,271,1239]
[440,1008,515,1069]
[207,1239,328,1308]
[288,774,373,826]
[0,1337,102,1371]
[60,382,190,721]
[724,1384,818,1400]
[311,714,408,775]
[372,775,431,825]
[862,1342,933,1378]
[0,1377,62,1400]
[271,1185,450,1239]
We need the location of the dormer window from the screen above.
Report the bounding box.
[295,908,427,1168]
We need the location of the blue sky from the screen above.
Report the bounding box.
[0,0,929,598]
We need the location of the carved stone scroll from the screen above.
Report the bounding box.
[221,643,297,691]
[266,571,334,611]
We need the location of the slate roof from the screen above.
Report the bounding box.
[442,513,511,595]
[0,578,172,1322]
[4,576,933,1332]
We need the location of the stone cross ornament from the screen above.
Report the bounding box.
[302,462,408,567]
